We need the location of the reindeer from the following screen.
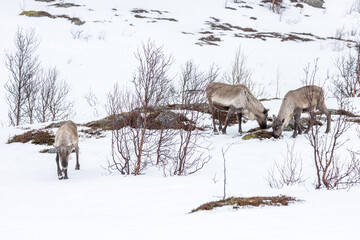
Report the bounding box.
[206,82,269,135]
[54,120,80,180]
[272,85,331,138]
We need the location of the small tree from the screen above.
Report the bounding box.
[178,61,220,105]
[224,46,266,98]
[131,40,173,175]
[332,45,360,97]
[170,80,212,176]
[4,27,40,126]
[302,60,360,189]
[36,67,73,122]
[107,85,142,175]
[267,142,304,189]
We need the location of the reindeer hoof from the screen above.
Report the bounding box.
[58,175,63,180]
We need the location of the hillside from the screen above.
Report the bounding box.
[0,1,360,239]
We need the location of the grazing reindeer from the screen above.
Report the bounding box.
[272,85,331,138]
[54,120,79,180]
[206,82,269,135]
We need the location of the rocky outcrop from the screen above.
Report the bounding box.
[304,0,325,8]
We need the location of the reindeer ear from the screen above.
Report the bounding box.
[272,115,277,121]
[264,108,269,114]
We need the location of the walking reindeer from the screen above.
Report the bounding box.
[54,120,80,180]
[206,82,269,135]
[272,85,331,138]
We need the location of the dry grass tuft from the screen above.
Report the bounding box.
[191,196,298,213]
[7,130,55,145]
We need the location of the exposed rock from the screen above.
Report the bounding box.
[304,0,325,8]
[154,111,183,129]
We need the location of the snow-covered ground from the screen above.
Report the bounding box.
[1,0,360,239]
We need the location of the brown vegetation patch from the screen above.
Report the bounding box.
[134,14,147,19]
[242,130,273,140]
[131,9,149,14]
[79,129,105,138]
[225,7,237,10]
[199,31,214,34]
[191,196,297,213]
[198,35,221,46]
[151,9,169,14]
[20,10,54,18]
[51,3,81,8]
[234,32,313,42]
[282,34,313,42]
[131,9,177,22]
[7,130,54,145]
[154,17,178,22]
[20,11,85,25]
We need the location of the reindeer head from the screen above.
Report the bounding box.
[55,145,72,179]
[272,115,285,139]
[256,108,269,129]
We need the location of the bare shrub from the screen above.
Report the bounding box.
[178,61,220,105]
[131,40,173,175]
[109,41,211,177]
[348,0,360,14]
[224,46,266,98]
[267,142,304,189]
[306,95,359,189]
[4,27,40,126]
[170,76,212,176]
[108,41,174,176]
[169,110,211,176]
[107,85,143,175]
[36,67,74,122]
[84,87,100,117]
[332,45,360,97]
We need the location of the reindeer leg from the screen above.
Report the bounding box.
[318,103,331,133]
[218,110,222,132]
[64,169,68,179]
[237,112,243,135]
[292,109,301,138]
[209,103,219,134]
[304,111,315,134]
[222,107,235,134]
[75,145,80,170]
[56,153,63,180]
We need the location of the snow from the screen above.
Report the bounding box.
[1,0,360,239]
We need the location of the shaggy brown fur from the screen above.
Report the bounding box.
[54,120,79,179]
[272,85,331,138]
[206,82,269,134]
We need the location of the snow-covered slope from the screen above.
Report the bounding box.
[1,0,360,239]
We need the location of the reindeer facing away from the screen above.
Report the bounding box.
[54,120,79,180]
[206,82,269,135]
[272,85,331,138]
